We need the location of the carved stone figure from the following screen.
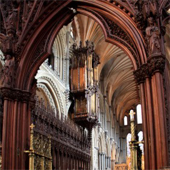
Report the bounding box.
[6,8,18,36]
[146,17,161,56]
[0,55,15,88]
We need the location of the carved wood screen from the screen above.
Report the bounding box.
[25,124,52,170]
[30,97,91,170]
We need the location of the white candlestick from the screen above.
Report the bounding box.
[130,109,135,121]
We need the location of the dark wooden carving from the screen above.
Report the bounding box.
[105,17,138,60]
[0,87,31,102]
[0,55,16,88]
[146,17,161,57]
[134,55,165,84]
[148,55,165,75]
[31,97,91,170]
[69,41,99,136]
[0,0,67,60]
[133,63,149,84]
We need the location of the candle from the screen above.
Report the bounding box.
[130,109,135,121]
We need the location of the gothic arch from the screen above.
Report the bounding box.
[98,132,106,154]
[35,74,64,115]
[37,83,56,113]
[52,26,69,79]
[13,0,148,91]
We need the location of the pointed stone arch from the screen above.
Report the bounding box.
[13,0,148,92]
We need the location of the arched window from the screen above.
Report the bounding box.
[137,104,142,124]
[124,116,128,126]
[70,26,74,38]
[138,131,144,154]
[126,133,131,157]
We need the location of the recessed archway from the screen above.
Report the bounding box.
[16,1,147,92]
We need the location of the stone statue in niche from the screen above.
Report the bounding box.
[0,55,15,88]
[6,6,19,35]
[145,17,161,56]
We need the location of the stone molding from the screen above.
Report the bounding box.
[37,83,56,110]
[39,76,64,114]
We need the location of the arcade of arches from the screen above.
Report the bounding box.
[0,0,170,170]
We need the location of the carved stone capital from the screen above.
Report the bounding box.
[0,87,31,102]
[148,54,165,75]
[133,63,149,84]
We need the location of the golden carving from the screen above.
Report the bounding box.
[25,123,52,170]
[129,110,144,170]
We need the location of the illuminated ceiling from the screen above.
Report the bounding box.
[72,14,139,123]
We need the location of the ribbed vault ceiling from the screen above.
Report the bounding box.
[72,14,139,123]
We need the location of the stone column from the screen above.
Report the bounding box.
[108,157,109,169]
[65,31,70,87]
[108,157,110,169]
[119,137,126,163]
[107,157,109,169]
[105,156,107,169]
[101,153,104,170]
[103,154,105,170]
[111,160,115,170]
[109,157,111,168]
[98,153,101,170]
[104,96,107,130]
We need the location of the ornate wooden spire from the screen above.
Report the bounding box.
[69,41,100,134]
